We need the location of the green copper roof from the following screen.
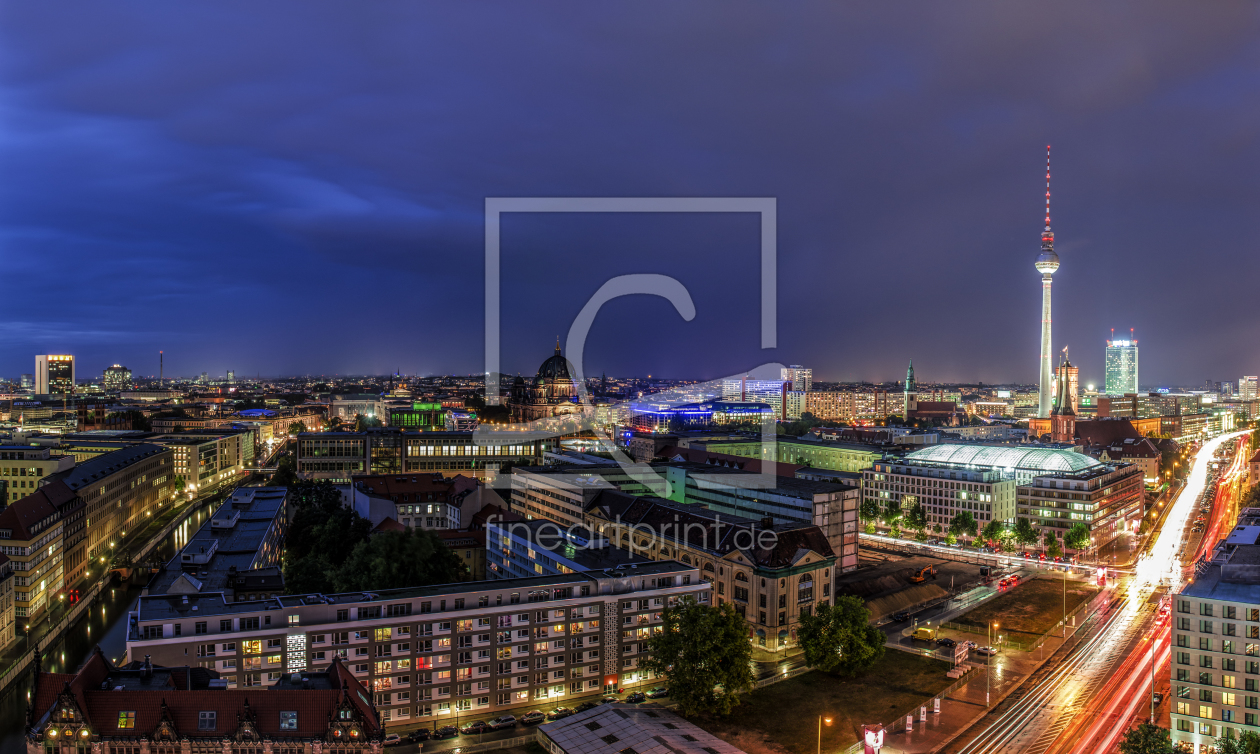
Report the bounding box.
[903,444,1102,473]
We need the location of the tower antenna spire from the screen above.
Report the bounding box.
[1044,145,1052,231]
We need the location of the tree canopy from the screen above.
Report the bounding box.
[642,599,754,717]
[1064,522,1091,551]
[1117,722,1174,754]
[1219,730,1260,754]
[904,502,928,532]
[797,596,885,676]
[859,498,881,522]
[329,528,468,592]
[1011,518,1039,546]
[948,512,977,539]
[287,421,307,435]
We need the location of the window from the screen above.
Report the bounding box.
[195,622,207,635]
[198,711,216,730]
[220,620,232,632]
[118,711,136,729]
[280,711,298,730]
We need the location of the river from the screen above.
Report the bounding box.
[0,496,219,747]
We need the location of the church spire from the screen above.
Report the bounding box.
[555,336,561,356]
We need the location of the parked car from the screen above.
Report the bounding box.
[626,691,647,703]
[488,715,518,731]
[547,707,576,721]
[936,637,957,648]
[408,729,433,743]
[974,646,999,657]
[521,711,547,725]
[575,701,600,713]
[383,734,404,747]
[460,721,490,735]
[433,726,460,740]
[600,695,620,704]
[1153,692,1164,705]
[962,641,978,650]
[647,687,670,699]
[891,611,912,622]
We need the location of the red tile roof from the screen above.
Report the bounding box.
[370,517,406,534]
[0,488,62,541]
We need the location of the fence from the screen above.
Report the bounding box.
[0,497,209,696]
[436,733,538,754]
[754,664,811,689]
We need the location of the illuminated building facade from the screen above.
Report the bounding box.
[1036,148,1060,419]
[509,342,580,423]
[35,355,75,396]
[102,364,132,392]
[1105,338,1139,395]
[781,365,812,392]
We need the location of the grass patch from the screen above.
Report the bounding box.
[691,651,953,754]
[955,576,1097,639]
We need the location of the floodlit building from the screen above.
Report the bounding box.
[1170,513,1260,750]
[1105,338,1139,396]
[102,364,132,392]
[721,378,789,420]
[35,355,75,396]
[781,365,812,392]
[1240,376,1258,402]
[1036,148,1060,418]
[296,430,544,484]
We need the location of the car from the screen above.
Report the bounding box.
[547,707,576,721]
[1153,692,1164,705]
[383,734,404,747]
[488,715,518,730]
[408,729,433,743]
[936,637,957,648]
[974,646,999,657]
[1008,575,1020,585]
[460,721,490,735]
[891,611,912,622]
[600,695,620,704]
[433,726,460,740]
[647,687,670,699]
[962,641,978,650]
[626,692,647,703]
[1038,553,1047,561]
[576,701,600,713]
[520,711,547,725]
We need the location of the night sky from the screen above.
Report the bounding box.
[2,3,1258,387]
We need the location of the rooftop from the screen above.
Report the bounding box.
[55,443,170,491]
[903,443,1103,473]
[539,703,746,754]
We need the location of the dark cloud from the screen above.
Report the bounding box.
[1,1,1257,385]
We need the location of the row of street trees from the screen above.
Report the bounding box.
[859,498,1093,557]
[643,595,886,718]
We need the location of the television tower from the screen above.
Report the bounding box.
[1036,146,1060,418]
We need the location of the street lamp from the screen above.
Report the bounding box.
[817,715,832,754]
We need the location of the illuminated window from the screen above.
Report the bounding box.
[117,711,136,729]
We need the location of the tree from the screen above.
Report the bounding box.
[1219,730,1260,754]
[1117,722,1174,754]
[797,596,885,675]
[270,455,299,488]
[1064,522,1091,552]
[287,421,307,436]
[882,498,902,525]
[1046,529,1063,559]
[904,502,928,532]
[642,599,754,717]
[1012,518,1039,547]
[948,512,978,542]
[354,413,383,431]
[329,529,468,592]
[981,519,1005,545]
[859,498,881,523]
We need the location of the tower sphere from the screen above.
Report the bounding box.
[1035,248,1060,275]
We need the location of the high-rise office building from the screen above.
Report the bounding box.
[227,369,235,384]
[1036,147,1060,418]
[35,354,75,395]
[721,378,789,419]
[1104,337,1139,395]
[103,364,132,391]
[781,365,812,392]
[1240,376,1258,401]
[19,374,33,390]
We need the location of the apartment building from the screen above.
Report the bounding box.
[1017,462,1145,541]
[573,490,838,649]
[145,486,289,603]
[0,555,13,652]
[297,430,544,483]
[0,444,74,504]
[350,473,499,530]
[149,429,254,493]
[62,444,175,565]
[126,564,708,729]
[521,463,860,572]
[25,648,381,754]
[1171,517,1260,752]
[0,483,73,623]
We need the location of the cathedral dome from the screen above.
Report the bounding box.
[536,346,574,382]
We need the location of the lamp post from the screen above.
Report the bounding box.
[817,715,832,754]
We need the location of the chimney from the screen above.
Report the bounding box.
[143,655,152,679]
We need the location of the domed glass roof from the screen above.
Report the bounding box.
[904,444,1101,473]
